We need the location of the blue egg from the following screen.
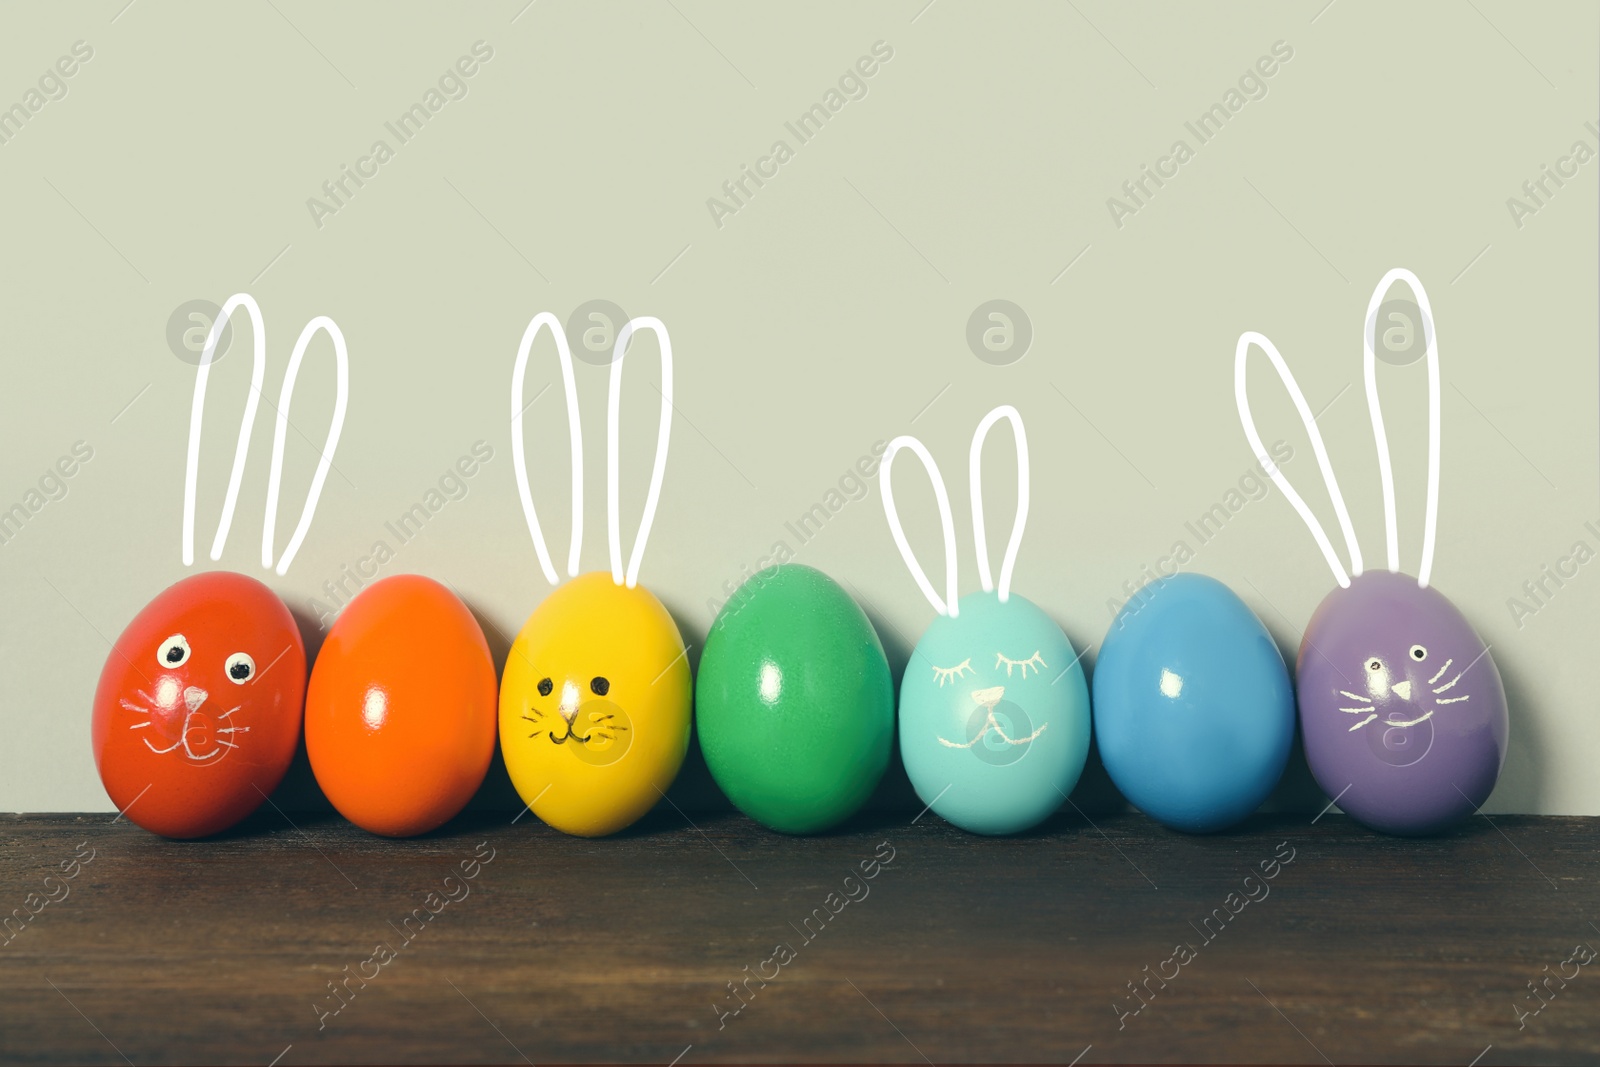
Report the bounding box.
[900,590,1091,835]
[1093,573,1293,832]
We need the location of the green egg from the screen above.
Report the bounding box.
[697,564,894,834]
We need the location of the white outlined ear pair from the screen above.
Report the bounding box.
[880,405,1030,618]
[1236,267,1441,590]
[510,313,672,589]
[184,293,350,577]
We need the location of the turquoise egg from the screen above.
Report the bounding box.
[1093,573,1294,832]
[697,564,894,834]
[899,590,1090,835]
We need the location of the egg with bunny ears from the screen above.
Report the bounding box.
[94,572,306,839]
[880,405,1091,835]
[497,313,692,838]
[1236,267,1508,835]
[92,293,347,838]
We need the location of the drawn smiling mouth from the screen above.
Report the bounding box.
[938,686,1047,750]
[1384,709,1434,728]
[548,706,599,745]
[938,709,1047,749]
[123,687,245,763]
[524,702,628,758]
[143,711,229,761]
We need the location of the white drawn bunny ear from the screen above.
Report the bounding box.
[261,315,349,576]
[881,433,960,618]
[1235,330,1364,588]
[184,294,265,568]
[1363,267,1440,589]
[510,313,583,586]
[607,317,673,588]
[969,404,1029,604]
[182,293,349,576]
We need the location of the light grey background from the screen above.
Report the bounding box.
[1,1,1594,814]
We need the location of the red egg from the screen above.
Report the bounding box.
[306,574,497,836]
[92,572,307,839]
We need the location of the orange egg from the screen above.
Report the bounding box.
[306,574,496,836]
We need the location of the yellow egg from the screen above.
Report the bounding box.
[498,571,692,836]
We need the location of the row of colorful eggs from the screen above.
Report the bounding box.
[92,558,1506,842]
[92,271,1508,841]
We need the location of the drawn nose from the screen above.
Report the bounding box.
[183,686,208,713]
[1391,680,1413,700]
[971,685,1005,708]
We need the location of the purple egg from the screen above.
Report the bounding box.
[1297,570,1508,835]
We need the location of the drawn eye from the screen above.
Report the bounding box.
[1409,645,1427,661]
[537,677,553,697]
[931,659,974,687]
[225,652,255,685]
[591,677,610,696]
[1367,658,1383,672]
[995,651,1048,679]
[157,634,190,668]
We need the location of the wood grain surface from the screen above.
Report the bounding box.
[0,810,1594,1065]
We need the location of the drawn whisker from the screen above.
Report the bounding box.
[1338,690,1372,703]
[127,722,150,729]
[1436,695,1470,704]
[1347,714,1377,731]
[217,706,243,719]
[137,689,158,706]
[1433,671,1463,694]
[1428,658,1453,685]
[215,741,238,750]
[144,737,184,754]
[217,727,250,734]
[119,699,151,715]
[1338,707,1375,713]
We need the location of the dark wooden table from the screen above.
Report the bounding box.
[0,809,1594,1065]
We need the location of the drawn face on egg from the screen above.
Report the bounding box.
[116,631,264,766]
[1339,639,1475,767]
[1318,578,1489,771]
[925,637,1051,767]
[519,671,634,767]
[907,592,1079,770]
